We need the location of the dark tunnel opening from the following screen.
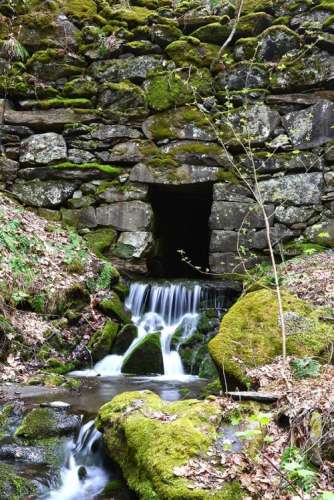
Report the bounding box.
[148,183,213,278]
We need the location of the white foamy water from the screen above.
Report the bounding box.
[75,282,202,379]
[45,420,108,500]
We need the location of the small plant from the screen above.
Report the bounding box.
[96,263,118,290]
[290,357,321,380]
[1,35,29,61]
[281,446,316,493]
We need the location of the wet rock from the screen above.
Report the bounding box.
[209,201,274,230]
[88,320,119,362]
[209,252,260,274]
[0,444,51,464]
[257,173,323,206]
[96,201,153,231]
[90,56,166,82]
[98,293,132,323]
[122,333,163,374]
[12,180,77,207]
[15,407,81,439]
[19,132,67,165]
[112,324,138,355]
[0,463,36,498]
[282,100,334,149]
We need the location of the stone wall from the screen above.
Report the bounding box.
[1,0,334,275]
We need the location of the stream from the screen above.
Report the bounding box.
[0,280,238,499]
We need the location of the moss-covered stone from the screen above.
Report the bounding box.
[165,36,219,67]
[27,372,81,389]
[96,391,242,500]
[0,463,36,499]
[122,333,163,375]
[209,289,334,386]
[191,22,230,44]
[112,324,138,355]
[84,228,117,258]
[53,162,121,176]
[88,320,119,361]
[15,407,80,439]
[98,293,131,323]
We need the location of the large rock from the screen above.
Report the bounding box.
[256,26,302,62]
[12,180,77,207]
[220,104,280,146]
[213,183,253,202]
[130,162,221,184]
[215,63,269,91]
[100,140,158,164]
[142,106,216,141]
[112,324,138,355]
[122,333,164,375]
[15,408,80,439]
[116,231,153,259]
[96,201,153,231]
[4,101,97,131]
[96,391,240,499]
[89,124,142,142]
[282,100,334,149]
[209,201,274,230]
[257,173,323,206]
[161,141,233,167]
[275,206,316,225]
[239,151,325,174]
[90,56,166,82]
[19,133,67,165]
[88,320,119,362]
[97,184,148,203]
[304,220,334,247]
[209,289,334,386]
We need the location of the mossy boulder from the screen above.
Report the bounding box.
[122,333,163,375]
[27,372,81,389]
[96,390,242,500]
[88,320,119,362]
[98,292,131,323]
[209,289,334,386]
[15,407,81,439]
[112,324,138,355]
[0,463,36,499]
[165,36,219,67]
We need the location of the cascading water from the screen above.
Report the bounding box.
[80,282,202,379]
[45,420,109,500]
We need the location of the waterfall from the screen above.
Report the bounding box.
[79,282,202,379]
[45,420,109,500]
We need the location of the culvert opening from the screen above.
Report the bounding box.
[148,183,213,278]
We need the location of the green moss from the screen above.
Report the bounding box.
[108,6,156,26]
[0,464,36,499]
[191,23,230,44]
[21,98,92,109]
[122,332,163,374]
[234,36,257,59]
[27,372,81,389]
[165,37,219,67]
[53,162,121,176]
[84,228,117,258]
[209,289,334,386]
[15,407,60,439]
[96,390,242,499]
[99,293,131,323]
[45,358,76,374]
[88,320,119,361]
[241,0,273,14]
